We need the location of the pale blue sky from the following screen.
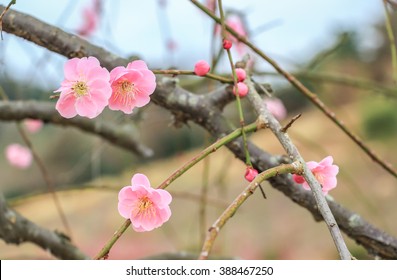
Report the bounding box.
[0,0,385,89]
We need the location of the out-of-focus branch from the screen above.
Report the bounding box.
[1,5,397,259]
[0,192,88,260]
[0,101,153,157]
[256,71,397,99]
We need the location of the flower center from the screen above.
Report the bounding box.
[134,196,155,218]
[72,81,89,97]
[117,80,136,96]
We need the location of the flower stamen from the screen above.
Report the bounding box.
[72,81,89,97]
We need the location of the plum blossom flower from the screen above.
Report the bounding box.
[292,156,339,195]
[77,0,101,37]
[233,82,249,97]
[24,119,43,133]
[194,60,210,76]
[5,144,32,169]
[245,166,258,182]
[118,173,172,232]
[264,98,287,121]
[55,57,112,119]
[109,60,156,114]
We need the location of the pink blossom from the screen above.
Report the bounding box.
[235,68,246,82]
[5,144,32,169]
[264,98,287,121]
[118,173,172,232]
[233,82,249,97]
[55,57,112,119]
[194,60,210,76]
[293,156,339,195]
[109,60,156,114]
[77,0,101,37]
[24,119,43,133]
[245,166,258,182]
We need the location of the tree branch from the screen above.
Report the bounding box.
[0,101,153,157]
[0,192,88,260]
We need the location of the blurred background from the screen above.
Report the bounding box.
[1,0,397,259]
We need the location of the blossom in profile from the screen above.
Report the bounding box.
[264,98,287,121]
[233,82,249,97]
[77,0,101,37]
[109,60,156,114]
[24,119,43,133]
[194,60,210,76]
[245,166,258,182]
[55,56,112,119]
[118,173,172,232]
[5,144,32,169]
[293,156,339,195]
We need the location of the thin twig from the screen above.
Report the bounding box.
[245,75,352,260]
[218,0,252,167]
[157,122,261,190]
[0,0,15,40]
[153,69,233,84]
[281,113,301,133]
[199,161,303,259]
[16,124,72,238]
[190,0,397,179]
[382,0,397,84]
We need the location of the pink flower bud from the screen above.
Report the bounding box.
[223,39,232,49]
[245,166,258,182]
[233,82,248,97]
[235,68,246,82]
[194,60,210,76]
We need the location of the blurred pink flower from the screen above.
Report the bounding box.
[293,156,339,195]
[109,60,156,114]
[245,166,258,182]
[166,39,178,52]
[233,82,248,97]
[77,0,101,37]
[264,98,287,121]
[118,173,172,232]
[235,68,246,82]
[5,144,32,169]
[226,15,247,55]
[24,119,43,133]
[55,57,111,119]
[194,60,210,76]
[205,0,216,13]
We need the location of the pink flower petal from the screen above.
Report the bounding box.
[55,93,77,118]
[64,58,80,81]
[75,96,99,119]
[131,173,151,189]
[127,60,149,70]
